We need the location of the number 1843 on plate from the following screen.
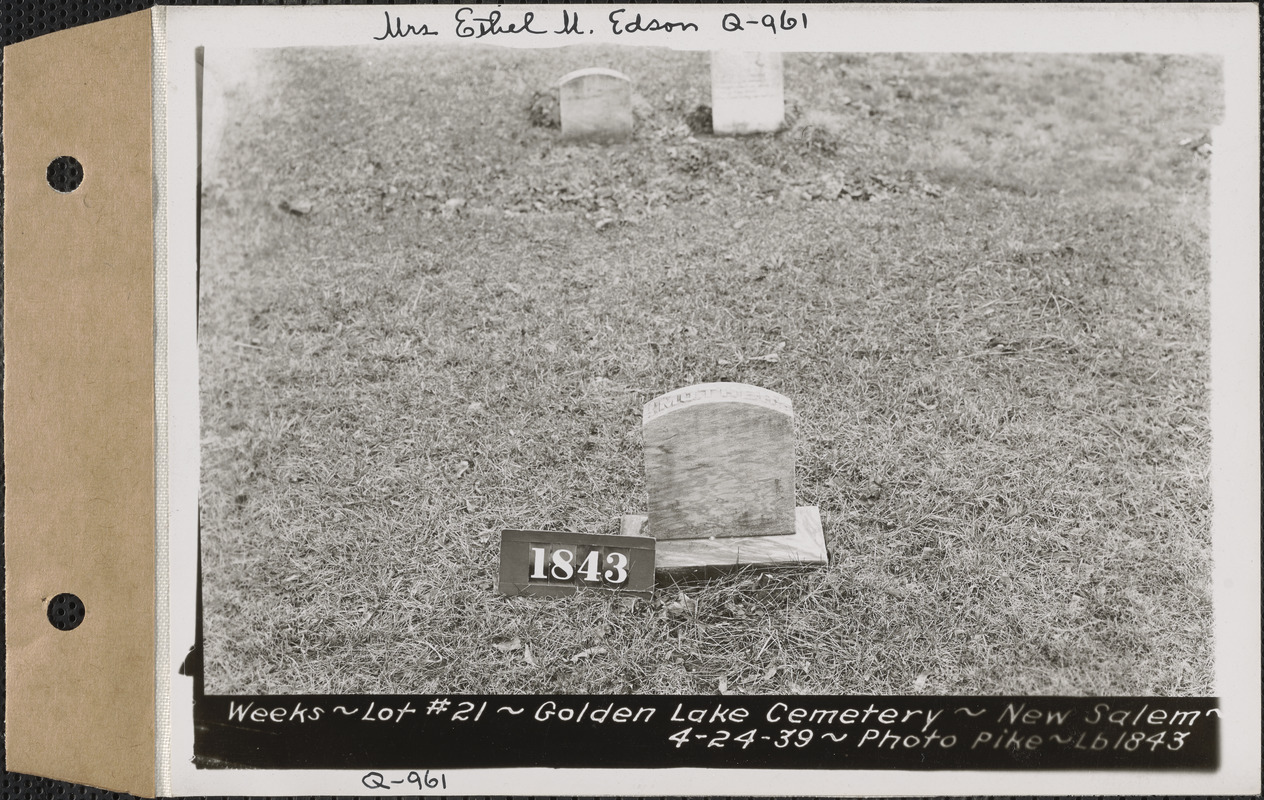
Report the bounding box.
[498,529,655,598]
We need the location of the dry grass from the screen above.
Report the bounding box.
[199,47,1219,695]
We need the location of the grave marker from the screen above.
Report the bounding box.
[558,68,633,143]
[629,382,827,578]
[643,383,795,540]
[710,51,785,135]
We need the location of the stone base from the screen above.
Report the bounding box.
[619,506,827,581]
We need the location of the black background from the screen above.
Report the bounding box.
[193,693,1218,771]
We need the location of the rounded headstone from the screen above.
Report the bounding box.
[643,383,796,540]
[558,67,633,143]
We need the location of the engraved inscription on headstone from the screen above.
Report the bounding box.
[710,51,785,135]
[643,383,796,541]
[558,68,633,143]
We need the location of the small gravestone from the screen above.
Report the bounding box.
[643,383,795,540]
[627,383,826,578]
[710,51,785,135]
[558,68,632,143]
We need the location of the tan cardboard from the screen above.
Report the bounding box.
[3,10,156,796]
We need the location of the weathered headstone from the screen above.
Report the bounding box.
[710,51,785,135]
[627,382,827,577]
[558,68,633,143]
[643,383,795,540]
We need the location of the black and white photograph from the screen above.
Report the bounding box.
[196,39,1222,700]
[1,2,1255,796]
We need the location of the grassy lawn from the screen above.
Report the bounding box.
[199,46,1220,696]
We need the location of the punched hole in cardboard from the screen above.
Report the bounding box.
[46,593,85,631]
[46,155,83,193]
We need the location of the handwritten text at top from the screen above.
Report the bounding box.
[372,8,808,41]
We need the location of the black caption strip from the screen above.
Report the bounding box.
[195,694,1217,770]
